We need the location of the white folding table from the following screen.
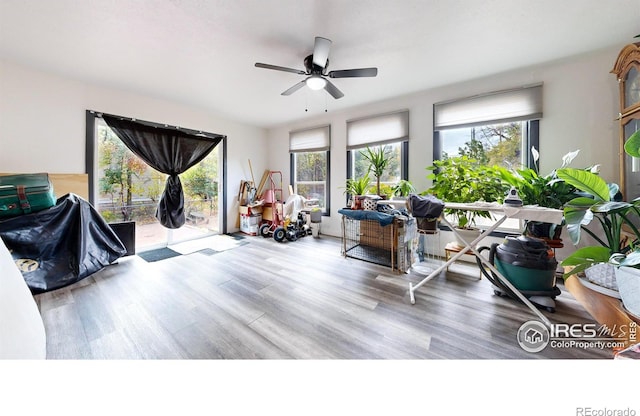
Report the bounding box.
[408,202,564,327]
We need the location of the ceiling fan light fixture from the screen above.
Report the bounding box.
[255,36,377,99]
[306,75,326,90]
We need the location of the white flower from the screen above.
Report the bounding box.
[561,149,580,168]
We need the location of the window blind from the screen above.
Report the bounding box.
[346,110,409,149]
[434,83,543,130]
[289,125,331,152]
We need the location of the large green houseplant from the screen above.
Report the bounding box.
[556,167,636,275]
[497,147,581,209]
[426,155,508,230]
[497,147,583,239]
[558,129,640,317]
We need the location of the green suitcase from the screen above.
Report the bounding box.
[0,173,57,219]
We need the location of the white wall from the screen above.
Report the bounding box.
[0,59,268,232]
[266,45,622,260]
[0,43,622,242]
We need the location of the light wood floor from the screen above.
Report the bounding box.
[35,233,613,359]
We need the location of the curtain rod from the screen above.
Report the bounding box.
[88,110,226,139]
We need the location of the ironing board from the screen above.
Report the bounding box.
[408,202,564,327]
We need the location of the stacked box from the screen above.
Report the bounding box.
[261,203,283,222]
[240,214,262,235]
[239,205,263,215]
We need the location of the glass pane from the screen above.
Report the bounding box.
[439,121,524,168]
[295,151,326,181]
[95,119,220,251]
[294,151,327,210]
[625,118,640,172]
[172,147,220,243]
[351,142,401,187]
[624,118,640,201]
[296,183,325,207]
[624,66,640,109]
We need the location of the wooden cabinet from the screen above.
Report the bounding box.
[611,42,640,201]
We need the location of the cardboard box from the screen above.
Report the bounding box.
[359,219,393,250]
[239,205,263,215]
[262,203,283,222]
[240,214,262,235]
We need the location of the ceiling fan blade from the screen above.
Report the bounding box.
[328,67,378,78]
[255,62,306,75]
[312,37,332,68]
[281,81,307,96]
[324,79,344,99]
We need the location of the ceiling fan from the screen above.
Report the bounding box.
[255,36,378,99]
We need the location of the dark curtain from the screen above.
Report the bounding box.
[103,115,223,229]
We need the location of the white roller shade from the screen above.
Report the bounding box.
[289,125,331,152]
[347,110,409,149]
[434,84,543,130]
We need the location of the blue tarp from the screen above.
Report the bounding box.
[338,208,395,226]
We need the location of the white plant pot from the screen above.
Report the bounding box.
[584,262,618,291]
[614,266,640,318]
[453,227,481,248]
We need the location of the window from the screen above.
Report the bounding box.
[347,110,409,196]
[351,142,403,185]
[433,84,542,168]
[86,111,225,251]
[437,120,537,169]
[433,84,543,231]
[289,125,330,214]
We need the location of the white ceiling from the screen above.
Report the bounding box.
[1,0,639,129]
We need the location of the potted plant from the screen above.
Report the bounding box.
[372,183,394,200]
[343,173,372,209]
[556,168,632,274]
[496,147,583,240]
[558,129,640,316]
[391,179,416,199]
[426,155,508,245]
[361,145,392,197]
[558,167,640,314]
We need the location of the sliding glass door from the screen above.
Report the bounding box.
[92,117,223,251]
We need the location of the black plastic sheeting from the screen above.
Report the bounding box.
[408,193,445,219]
[0,193,126,294]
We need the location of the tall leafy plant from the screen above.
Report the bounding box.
[361,145,392,196]
[558,158,640,276]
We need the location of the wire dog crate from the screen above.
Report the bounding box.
[341,214,418,272]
